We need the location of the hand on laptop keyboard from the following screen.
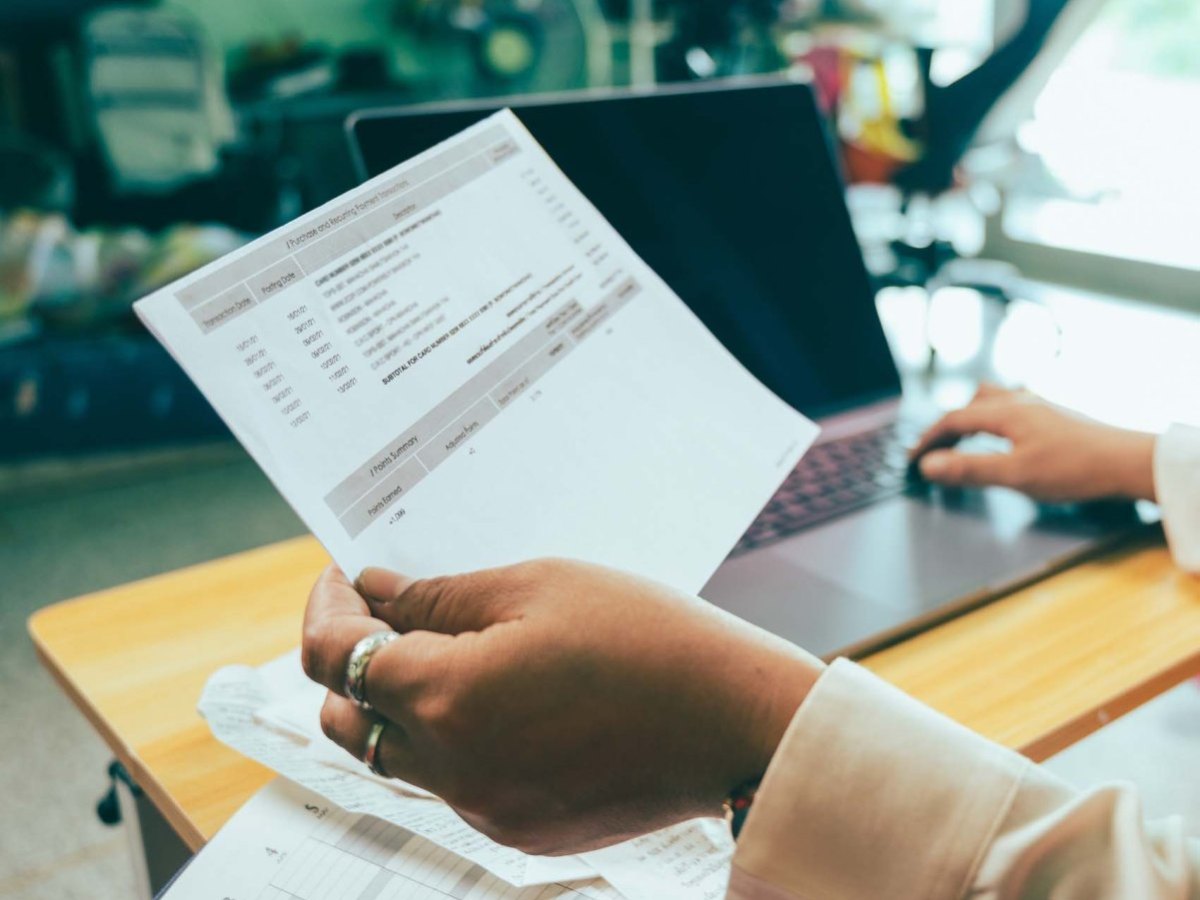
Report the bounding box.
[909,385,1157,504]
[732,384,1157,557]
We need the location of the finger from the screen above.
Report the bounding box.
[909,401,1019,460]
[300,615,396,696]
[302,566,396,693]
[972,382,1011,401]
[919,449,1015,488]
[366,628,468,717]
[305,564,371,631]
[319,693,422,785]
[357,565,516,636]
[313,626,478,730]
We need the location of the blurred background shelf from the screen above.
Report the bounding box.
[0,332,227,462]
[3,0,1197,468]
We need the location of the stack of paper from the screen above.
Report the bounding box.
[163,779,623,900]
[196,651,735,899]
[138,109,817,899]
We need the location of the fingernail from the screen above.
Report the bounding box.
[356,567,412,604]
[920,452,949,478]
[355,580,383,606]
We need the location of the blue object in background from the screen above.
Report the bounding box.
[0,333,229,460]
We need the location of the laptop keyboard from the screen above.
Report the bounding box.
[733,422,918,556]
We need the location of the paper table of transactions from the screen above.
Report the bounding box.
[163,779,623,900]
[136,109,813,586]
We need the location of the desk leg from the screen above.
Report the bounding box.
[102,762,192,898]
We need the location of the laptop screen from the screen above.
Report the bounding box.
[349,79,901,418]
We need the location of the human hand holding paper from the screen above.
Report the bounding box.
[302,560,825,856]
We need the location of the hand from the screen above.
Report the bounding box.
[910,384,1157,502]
[301,559,823,855]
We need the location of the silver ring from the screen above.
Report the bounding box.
[344,630,398,709]
[363,720,388,777]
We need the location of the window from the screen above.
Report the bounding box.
[1007,0,1200,272]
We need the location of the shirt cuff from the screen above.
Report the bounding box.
[1154,424,1200,573]
[731,659,1030,900]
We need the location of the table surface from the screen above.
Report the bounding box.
[29,528,1200,853]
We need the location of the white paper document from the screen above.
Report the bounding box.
[162,778,624,900]
[198,651,597,888]
[583,819,734,900]
[200,650,735,900]
[135,109,816,589]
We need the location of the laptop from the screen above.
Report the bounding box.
[347,77,1144,658]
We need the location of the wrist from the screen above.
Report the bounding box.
[1104,429,1158,501]
[714,649,822,834]
[741,650,825,782]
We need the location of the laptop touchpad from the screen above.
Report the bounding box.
[783,489,1097,616]
[702,546,903,658]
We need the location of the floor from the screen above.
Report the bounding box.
[1,446,1198,898]
[0,447,304,899]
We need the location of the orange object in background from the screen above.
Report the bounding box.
[798,40,921,185]
[842,138,910,184]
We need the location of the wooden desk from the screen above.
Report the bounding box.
[29,532,1200,853]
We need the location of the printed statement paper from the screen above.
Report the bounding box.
[135,110,817,591]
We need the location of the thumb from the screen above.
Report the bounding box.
[356,567,512,636]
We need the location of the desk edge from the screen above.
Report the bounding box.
[30,608,211,852]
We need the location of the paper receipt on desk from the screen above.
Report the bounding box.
[135,110,817,589]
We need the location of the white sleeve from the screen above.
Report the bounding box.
[728,660,1200,900]
[1155,424,1200,573]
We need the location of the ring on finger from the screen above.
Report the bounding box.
[363,719,389,778]
[345,630,398,709]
